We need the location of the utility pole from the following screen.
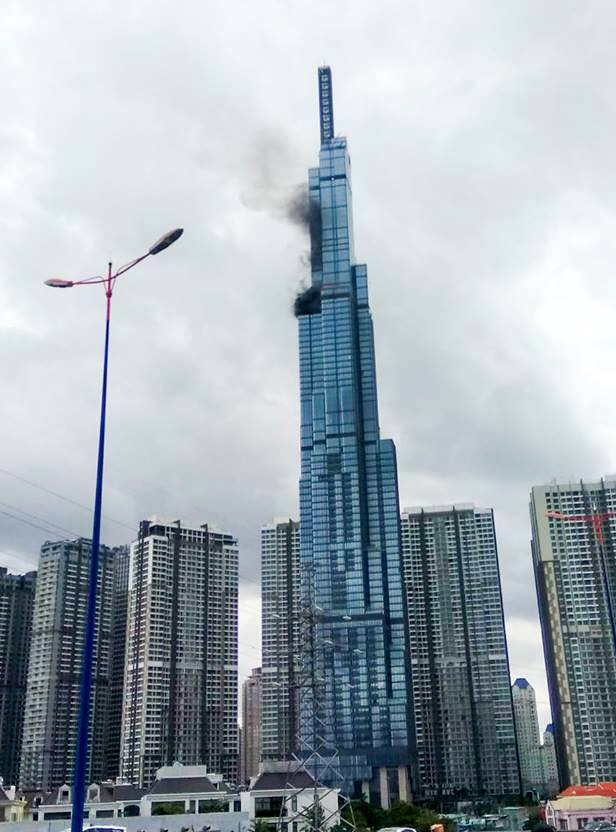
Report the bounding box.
[278,564,356,832]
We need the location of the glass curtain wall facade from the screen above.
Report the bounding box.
[296,67,412,802]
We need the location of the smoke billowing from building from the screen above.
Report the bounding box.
[284,183,322,268]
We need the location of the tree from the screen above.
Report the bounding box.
[345,799,386,832]
[343,799,451,832]
[249,820,272,832]
[523,808,554,832]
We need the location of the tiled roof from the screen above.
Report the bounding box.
[251,771,315,791]
[551,796,614,811]
[148,777,220,795]
[560,783,616,798]
[111,785,145,801]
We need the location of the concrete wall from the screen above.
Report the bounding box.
[0,812,250,832]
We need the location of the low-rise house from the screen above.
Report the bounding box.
[28,765,238,822]
[546,791,616,830]
[2,761,331,832]
[240,761,339,832]
[143,764,239,816]
[29,782,145,821]
[0,785,27,823]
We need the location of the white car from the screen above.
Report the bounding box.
[377,826,419,832]
[60,826,126,832]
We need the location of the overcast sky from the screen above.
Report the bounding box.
[3,0,616,731]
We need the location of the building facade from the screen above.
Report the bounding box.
[400,505,520,801]
[295,66,412,803]
[512,678,543,794]
[0,567,36,785]
[240,668,262,784]
[545,785,616,831]
[19,538,127,790]
[541,724,559,796]
[120,517,239,787]
[261,519,300,761]
[107,547,129,778]
[531,478,616,786]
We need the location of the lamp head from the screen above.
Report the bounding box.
[45,278,74,288]
[149,228,184,255]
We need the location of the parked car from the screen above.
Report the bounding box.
[377,826,418,832]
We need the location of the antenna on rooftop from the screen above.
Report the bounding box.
[318,66,334,145]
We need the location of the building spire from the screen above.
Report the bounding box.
[318,65,334,144]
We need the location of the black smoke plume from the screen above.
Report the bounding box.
[285,184,322,270]
[293,284,321,317]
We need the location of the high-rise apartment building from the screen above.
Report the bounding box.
[295,67,412,804]
[0,567,36,785]
[120,517,239,788]
[19,539,127,790]
[541,724,559,795]
[261,519,300,761]
[512,678,543,793]
[400,505,520,801]
[531,477,616,786]
[241,667,262,784]
[107,547,129,778]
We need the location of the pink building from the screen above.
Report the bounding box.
[546,793,616,830]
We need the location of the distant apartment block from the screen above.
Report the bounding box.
[260,519,300,761]
[541,723,559,796]
[19,539,127,790]
[120,517,239,787]
[512,678,543,793]
[240,667,262,784]
[532,477,616,786]
[401,505,521,801]
[0,567,36,785]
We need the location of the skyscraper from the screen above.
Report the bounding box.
[261,519,300,761]
[241,667,262,784]
[531,477,616,786]
[19,538,127,790]
[296,67,412,804]
[400,505,520,801]
[120,517,239,787]
[0,567,36,785]
[511,678,543,794]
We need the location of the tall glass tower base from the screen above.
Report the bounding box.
[296,67,414,806]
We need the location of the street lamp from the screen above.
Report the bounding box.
[45,228,183,832]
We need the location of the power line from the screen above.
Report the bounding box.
[0,466,136,532]
[0,468,264,587]
[0,500,82,538]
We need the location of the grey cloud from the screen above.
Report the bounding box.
[3,0,616,694]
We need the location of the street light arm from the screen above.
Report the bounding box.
[113,252,151,278]
[44,229,183,289]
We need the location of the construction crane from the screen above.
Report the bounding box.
[546,501,616,654]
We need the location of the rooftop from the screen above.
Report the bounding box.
[402,503,487,516]
[559,783,616,798]
[251,771,315,791]
[149,776,225,796]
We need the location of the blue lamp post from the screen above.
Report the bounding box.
[45,228,183,832]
